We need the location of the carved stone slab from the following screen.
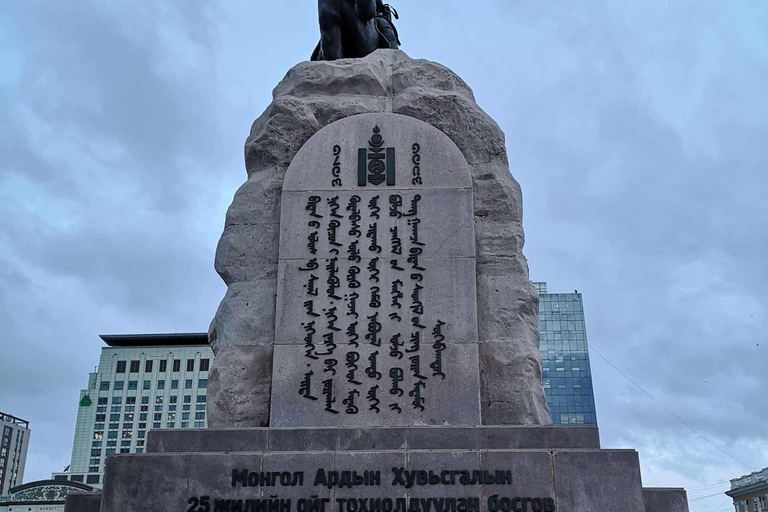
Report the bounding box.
[271,113,480,427]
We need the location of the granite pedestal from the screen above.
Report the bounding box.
[69,426,688,512]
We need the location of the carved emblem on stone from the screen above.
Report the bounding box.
[358,126,395,186]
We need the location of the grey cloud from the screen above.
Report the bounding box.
[0,3,765,511]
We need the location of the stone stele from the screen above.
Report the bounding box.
[208,49,551,428]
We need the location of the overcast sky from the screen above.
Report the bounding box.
[1,1,766,510]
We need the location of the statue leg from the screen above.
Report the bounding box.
[375,18,399,50]
[320,23,343,60]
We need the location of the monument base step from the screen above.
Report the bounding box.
[67,426,688,512]
[147,426,601,454]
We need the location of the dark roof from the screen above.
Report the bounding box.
[9,479,95,494]
[726,481,768,498]
[100,333,209,347]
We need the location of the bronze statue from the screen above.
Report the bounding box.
[312,0,400,61]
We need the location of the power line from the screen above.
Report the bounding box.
[690,487,730,499]
[691,491,732,502]
[688,481,730,492]
[589,345,756,472]
[704,498,732,512]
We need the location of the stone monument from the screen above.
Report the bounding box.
[65,47,689,512]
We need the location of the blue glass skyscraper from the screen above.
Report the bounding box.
[535,282,598,425]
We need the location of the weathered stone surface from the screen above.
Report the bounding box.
[101,454,190,512]
[209,281,276,350]
[211,49,549,426]
[64,491,102,512]
[643,488,690,512]
[207,345,272,427]
[554,450,646,512]
[478,451,554,507]
[479,342,550,425]
[146,427,269,454]
[267,428,338,451]
[145,425,600,453]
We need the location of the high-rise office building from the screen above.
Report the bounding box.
[52,334,213,489]
[0,412,30,495]
[535,282,598,425]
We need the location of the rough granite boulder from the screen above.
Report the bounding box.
[208,49,551,427]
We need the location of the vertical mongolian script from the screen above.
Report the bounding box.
[274,114,480,426]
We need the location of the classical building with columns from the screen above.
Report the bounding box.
[727,468,768,512]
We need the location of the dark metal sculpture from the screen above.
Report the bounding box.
[312,0,400,61]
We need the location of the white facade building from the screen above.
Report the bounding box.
[51,334,213,489]
[0,412,30,495]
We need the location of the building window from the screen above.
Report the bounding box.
[120,448,130,454]
[89,466,99,473]
[71,475,84,483]
[185,379,193,389]
[200,359,210,372]
[173,360,181,372]
[167,422,176,428]
[140,413,148,421]
[116,361,127,373]
[194,421,205,428]
[187,359,195,372]
[171,380,179,390]
[141,396,149,404]
[184,395,192,403]
[98,397,108,405]
[156,396,164,404]
[54,475,68,481]
[130,360,140,373]
[114,381,124,390]
[110,414,120,422]
[153,422,161,429]
[95,414,106,422]
[154,413,162,421]
[143,380,151,390]
[100,382,110,391]
[87,475,100,484]
[195,412,205,420]
[159,360,167,372]
[181,422,189,428]
[126,397,136,405]
[198,379,208,389]
[157,380,165,390]
[145,360,153,372]
[106,448,116,455]
[138,431,146,439]
[182,413,190,421]
[107,432,118,439]
[169,395,178,404]
[128,381,138,390]
[93,431,104,440]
